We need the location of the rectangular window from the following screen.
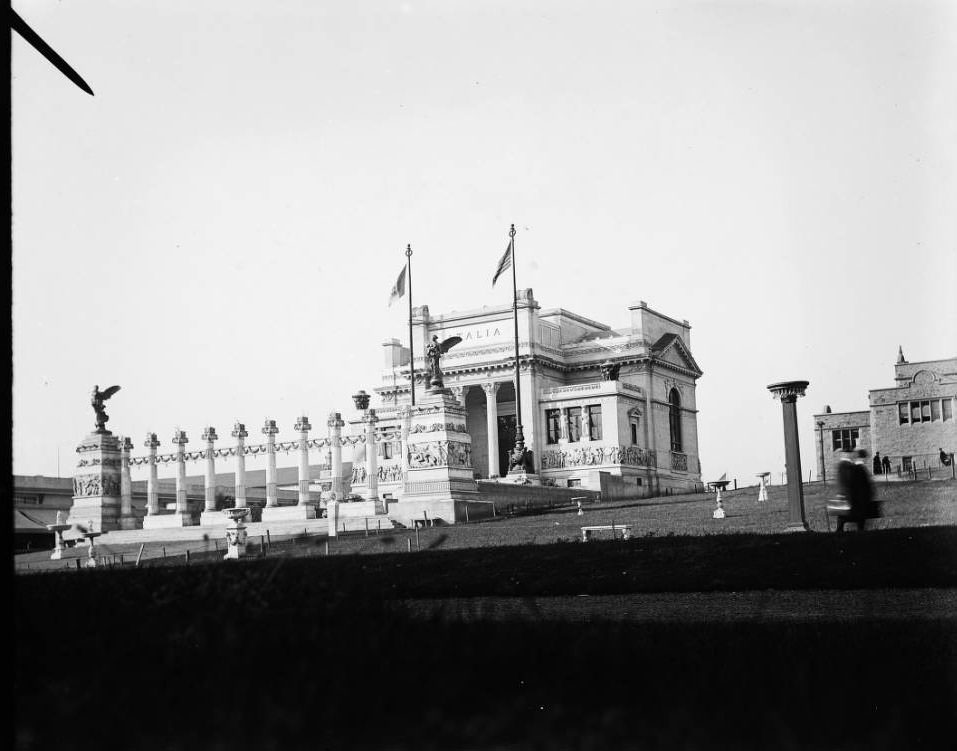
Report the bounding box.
[902,456,913,472]
[567,407,582,443]
[911,402,921,422]
[943,399,953,421]
[921,401,931,422]
[588,405,602,441]
[931,400,941,421]
[631,423,638,445]
[545,409,561,444]
[831,429,859,452]
[567,478,581,488]
[636,478,643,486]
[899,403,909,425]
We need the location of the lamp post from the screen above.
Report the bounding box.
[817,420,826,485]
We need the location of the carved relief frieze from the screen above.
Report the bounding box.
[540,445,657,470]
[408,421,468,435]
[407,440,472,468]
[73,474,121,498]
[76,457,122,469]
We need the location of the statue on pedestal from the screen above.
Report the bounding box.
[426,335,462,391]
[91,384,121,433]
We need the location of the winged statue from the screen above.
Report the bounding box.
[425,335,462,391]
[91,384,121,433]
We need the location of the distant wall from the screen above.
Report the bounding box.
[475,481,599,513]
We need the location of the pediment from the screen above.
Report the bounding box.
[651,334,702,375]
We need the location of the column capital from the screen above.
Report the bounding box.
[450,385,466,401]
[120,436,133,453]
[364,408,379,425]
[482,381,501,397]
[144,432,160,450]
[172,430,188,446]
[202,426,218,442]
[232,422,248,439]
[327,411,345,429]
[262,419,279,436]
[352,390,371,412]
[295,415,312,432]
[768,380,809,403]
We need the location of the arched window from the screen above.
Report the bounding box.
[669,388,683,452]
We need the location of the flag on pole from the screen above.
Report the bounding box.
[491,244,512,287]
[388,265,407,306]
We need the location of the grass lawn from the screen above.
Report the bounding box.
[14,479,956,749]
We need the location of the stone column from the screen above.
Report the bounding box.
[232,422,248,509]
[119,437,135,529]
[203,427,218,512]
[768,381,810,532]
[295,416,312,507]
[172,430,189,516]
[483,382,500,477]
[198,426,222,526]
[263,419,279,507]
[364,409,379,502]
[144,433,160,516]
[328,412,344,500]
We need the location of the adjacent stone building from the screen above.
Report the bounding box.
[357,291,704,498]
[813,349,957,477]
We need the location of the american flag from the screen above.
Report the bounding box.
[491,244,512,287]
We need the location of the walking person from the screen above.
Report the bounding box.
[836,449,876,532]
[872,451,882,475]
[881,454,891,475]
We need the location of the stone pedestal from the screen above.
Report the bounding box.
[68,432,123,533]
[390,389,478,526]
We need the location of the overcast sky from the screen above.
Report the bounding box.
[12,0,956,485]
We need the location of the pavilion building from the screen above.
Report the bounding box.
[350,290,703,498]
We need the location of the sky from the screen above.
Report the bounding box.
[12,0,957,485]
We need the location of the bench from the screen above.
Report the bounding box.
[581,524,632,542]
[410,517,435,529]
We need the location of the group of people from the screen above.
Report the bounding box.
[871,451,892,475]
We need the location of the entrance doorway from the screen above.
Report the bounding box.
[497,415,516,476]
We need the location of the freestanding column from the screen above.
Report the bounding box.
[483,382,500,477]
[295,416,312,507]
[144,433,160,516]
[172,430,192,524]
[204,427,218,511]
[232,422,248,509]
[119,436,135,529]
[199,427,222,526]
[263,420,279,508]
[328,412,345,500]
[768,381,810,532]
[364,409,379,503]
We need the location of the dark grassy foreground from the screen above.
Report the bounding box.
[15,527,957,750]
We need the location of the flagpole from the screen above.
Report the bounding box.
[509,223,524,453]
[406,244,415,406]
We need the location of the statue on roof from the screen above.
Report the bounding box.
[91,384,121,433]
